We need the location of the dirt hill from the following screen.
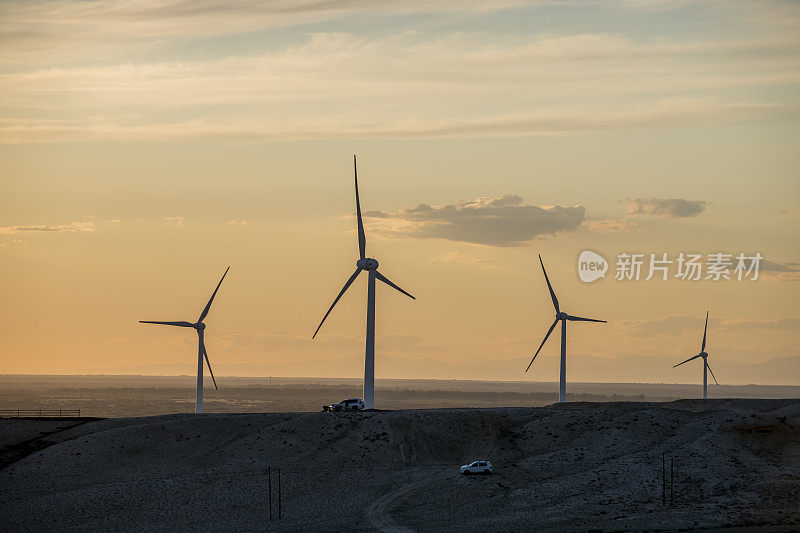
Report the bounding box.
[1,399,798,531]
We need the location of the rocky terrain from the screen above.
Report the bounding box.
[1,399,798,531]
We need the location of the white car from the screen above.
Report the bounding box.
[323,398,365,412]
[460,460,493,475]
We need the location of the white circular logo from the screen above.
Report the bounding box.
[578,250,608,283]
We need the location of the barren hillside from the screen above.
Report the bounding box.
[1,399,798,531]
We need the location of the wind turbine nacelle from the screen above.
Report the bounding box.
[357,258,379,270]
[196,323,206,330]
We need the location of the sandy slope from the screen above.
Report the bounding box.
[1,399,798,532]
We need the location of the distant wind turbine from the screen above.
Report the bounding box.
[525,255,606,403]
[313,155,415,409]
[673,311,718,399]
[139,267,229,413]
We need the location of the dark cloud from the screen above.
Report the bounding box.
[759,260,800,281]
[759,260,799,272]
[364,194,585,246]
[626,197,707,217]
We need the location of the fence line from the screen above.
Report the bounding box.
[0,409,81,418]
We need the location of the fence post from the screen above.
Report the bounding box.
[670,458,674,506]
[662,453,665,507]
[268,466,272,521]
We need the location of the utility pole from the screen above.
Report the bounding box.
[268,466,273,520]
[278,468,282,520]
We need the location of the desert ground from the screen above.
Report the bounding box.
[1,399,799,532]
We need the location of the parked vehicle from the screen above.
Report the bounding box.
[323,398,366,412]
[460,460,493,475]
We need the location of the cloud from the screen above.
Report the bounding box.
[583,218,639,233]
[0,100,783,144]
[0,221,95,233]
[191,330,435,354]
[364,194,585,246]
[759,260,800,282]
[226,219,251,226]
[621,316,706,337]
[622,315,800,337]
[759,260,799,272]
[721,318,800,332]
[162,216,184,226]
[431,251,496,266]
[0,0,524,66]
[626,197,707,217]
[0,6,795,145]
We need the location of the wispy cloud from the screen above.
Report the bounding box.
[621,315,800,336]
[161,216,184,226]
[626,197,707,217]
[583,218,639,233]
[364,194,585,246]
[0,0,525,66]
[1,1,796,144]
[0,221,95,233]
[431,251,496,266]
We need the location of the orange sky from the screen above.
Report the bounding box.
[1,1,799,385]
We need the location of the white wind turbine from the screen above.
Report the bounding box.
[313,155,415,409]
[673,311,718,399]
[525,255,606,403]
[140,267,229,413]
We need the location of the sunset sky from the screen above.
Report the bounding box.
[1,1,799,385]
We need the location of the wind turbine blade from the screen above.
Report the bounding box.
[706,360,718,385]
[139,320,195,327]
[539,255,559,313]
[201,337,218,391]
[313,268,363,338]
[673,354,701,368]
[565,315,606,323]
[701,311,709,352]
[198,266,230,322]
[526,318,559,372]
[354,155,366,260]
[374,271,415,300]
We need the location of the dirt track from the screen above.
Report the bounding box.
[1,399,799,531]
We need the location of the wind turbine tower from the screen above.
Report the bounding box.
[525,255,606,403]
[140,267,229,413]
[673,311,719,399]
[313,156,415,409]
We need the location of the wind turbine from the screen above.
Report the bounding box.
[673,311,718,399]
[525,255,606,403]
[139,267,229,413]
[313,155,415,409]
